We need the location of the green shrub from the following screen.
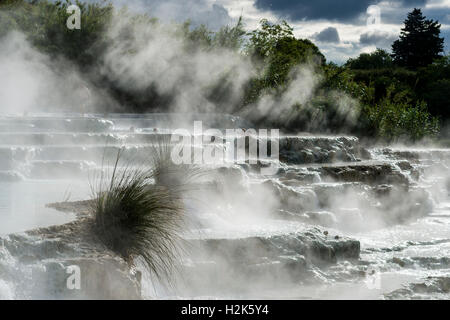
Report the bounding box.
[345,48,393,70]
[364,87,439,141]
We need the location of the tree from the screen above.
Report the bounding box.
[417,55,450,118]
[392,8,444,68]
[244,19,325,101]
[345,48,393,70]
[212,16,246,51]
[246,19,295,59]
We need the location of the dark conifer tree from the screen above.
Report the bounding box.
[392,8,444,68]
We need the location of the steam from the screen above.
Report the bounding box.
[100,14,255,114]
[0,31,117,115]
[247,65,322,123]
[1,32,64,113]
[0,31,63,114]
[0,6,360,131]
[97,11,361,132]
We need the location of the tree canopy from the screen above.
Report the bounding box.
[345,49,393,70]
[392,8,444,69]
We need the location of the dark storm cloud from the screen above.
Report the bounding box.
[314,27,340,43]
[421,8,450,24]
[381,2,438,24]
[254,0,427,22]
[360,30,397,47]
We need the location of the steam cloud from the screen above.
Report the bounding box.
[100,14,256,114]
[0,7,361,132]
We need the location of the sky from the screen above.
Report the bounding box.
[99,0,449,64]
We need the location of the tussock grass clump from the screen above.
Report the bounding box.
[92,150,185,280]
[92,135,210,281]
[150,134,206,190]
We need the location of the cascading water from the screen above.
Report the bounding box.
[0,113,449,299]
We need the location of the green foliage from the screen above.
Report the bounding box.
[322,62,440,141]
[182,22,213,49]
[323,64,373,104]
[351,68,417,103]
[392,8,444,69]
[211,16,246,51]
[364,85,439,141]
[416,55,450,118]
[420,79,450,119]
[0,0,24,36]
[343,8,448,129]
[0,0,113,67]
[345,52,450,127]
[246,19,294,59]
[181,17,246,51]
[345,49,393,70]
[243,19,325,105]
